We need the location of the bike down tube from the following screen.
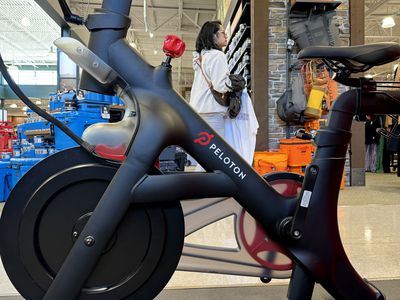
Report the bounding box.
[286,88,400,300]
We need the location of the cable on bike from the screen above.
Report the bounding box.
[0,54,95,154]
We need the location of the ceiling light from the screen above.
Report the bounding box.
[35,100,42,105]
[22,106,28,111]
[154,49,158,55]
[9,104,17,108]
[149,32,154,38]
[21,17,31,27]
[382,16,395,28]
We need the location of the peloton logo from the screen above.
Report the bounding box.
[194,132,247,180]
[194,132,214,146]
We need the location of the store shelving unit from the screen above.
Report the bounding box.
[222,0,269,151]
[224,1,251,87]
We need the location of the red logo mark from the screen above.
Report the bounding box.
[194,132,214,146]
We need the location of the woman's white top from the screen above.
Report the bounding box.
[190,49,230,114]
[224,89,259,165]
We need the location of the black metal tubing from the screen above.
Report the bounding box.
[284,89,400,299]
[79,0,133,94]
[287,264,315,300]
[43,1,400,299]
[57,0,84,25]
[131,171,239,203]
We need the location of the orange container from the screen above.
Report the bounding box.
[340,169,345,190]
[304,120,320,132]
[253,151,288,175]
[288,165,306,175]
[279,138,313,167]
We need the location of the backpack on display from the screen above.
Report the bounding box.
[288,10,340,49]
[277,73,307,124]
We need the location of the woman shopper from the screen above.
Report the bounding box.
[190,20,230,138]
[190,20,258,167]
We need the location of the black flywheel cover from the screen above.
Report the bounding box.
[0,147,184,299]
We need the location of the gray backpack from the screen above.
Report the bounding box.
[289,10,340,49]
[277,73,307,124]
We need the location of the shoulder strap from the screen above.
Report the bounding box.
[196,59,213,89]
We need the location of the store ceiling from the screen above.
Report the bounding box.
[2,1,400,103]
[66,0,217,90]
[0,0,60,66]
[0,0,217,115]
[365,0,400,78]
[0,0,217,94]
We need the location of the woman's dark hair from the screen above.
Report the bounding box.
[195,20,222,52]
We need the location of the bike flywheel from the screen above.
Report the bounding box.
[0,147,184,300]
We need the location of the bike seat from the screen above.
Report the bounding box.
[298,42,400,70]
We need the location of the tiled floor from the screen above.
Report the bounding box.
[0,172,399,298]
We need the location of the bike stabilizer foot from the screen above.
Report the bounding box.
[287,264,315,300]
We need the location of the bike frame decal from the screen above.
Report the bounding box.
[194,131,214,145]
[209,143,247,180]
[300,190,312,208]
[193,132,247,180]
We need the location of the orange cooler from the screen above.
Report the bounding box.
[253,151,288,175]
[279,138,313,167]
[288,165,306,175]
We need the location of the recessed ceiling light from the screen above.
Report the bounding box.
[22,106,28,111]
[21,17,31,27]
[154,49,158,55]
[9,104,17,108]
[35,100,42,105]
[149,32,154,38]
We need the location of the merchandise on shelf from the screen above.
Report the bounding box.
[253,151,288,175]
[0,159,12,202]
[0,90,126,200]
[159,146,187,172]
[0,123,15,153]
[279,138,314,167]
[10,157,42,187]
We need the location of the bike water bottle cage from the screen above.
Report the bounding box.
[298,43,400,87]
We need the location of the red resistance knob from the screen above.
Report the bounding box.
[163,35,186,58]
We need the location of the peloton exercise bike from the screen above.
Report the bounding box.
[1,0,400,299]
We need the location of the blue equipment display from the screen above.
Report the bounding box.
[0,90,125,200]
[0,159,12,202]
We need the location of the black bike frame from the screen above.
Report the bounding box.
[43,1,400,299]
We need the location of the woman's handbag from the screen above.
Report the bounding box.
[196,60,245,118]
